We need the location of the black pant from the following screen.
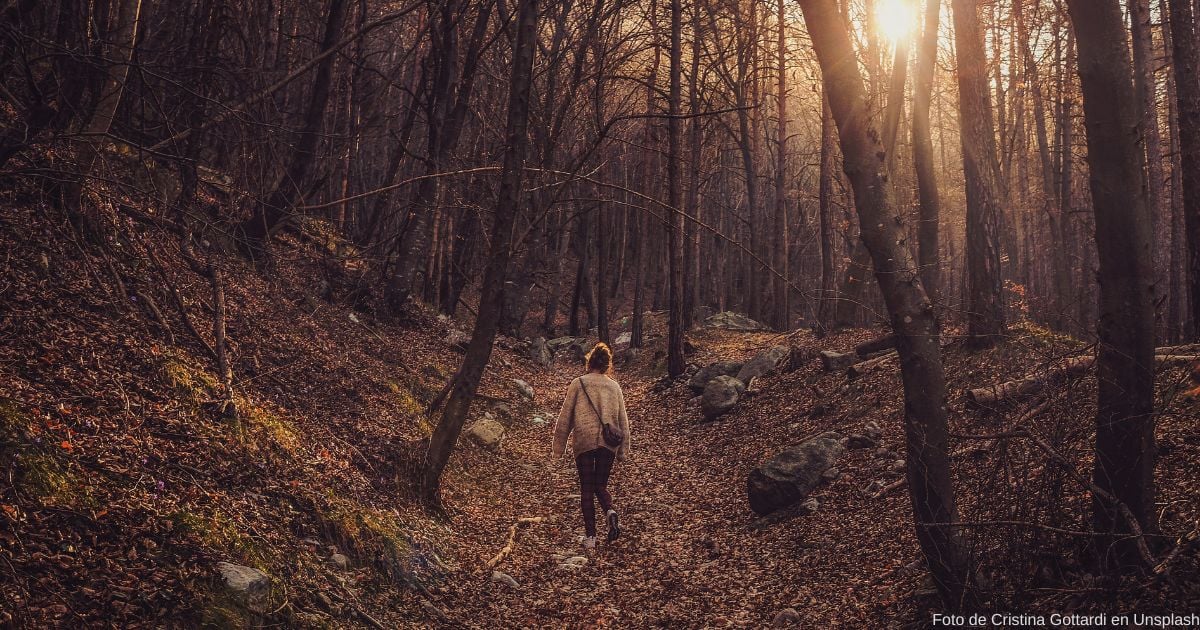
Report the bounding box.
[575,447,615,537]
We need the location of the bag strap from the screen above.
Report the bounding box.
[577,378,608,428]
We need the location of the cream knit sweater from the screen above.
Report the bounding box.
[551,372,631,460]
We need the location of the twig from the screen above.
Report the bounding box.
[485,516,546,569]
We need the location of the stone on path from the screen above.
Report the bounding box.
[704,311,770,331]
[512,378,535,401]
[529,337,552,367]
[747,432,845,515]
[688,361,743,393]
[772,607,802,627]
[491,570,519,588]
[735,345,788,386]
[820,350,856,372]
[466,417,506,450]
[701,376,745,420]
[846,434,876,449]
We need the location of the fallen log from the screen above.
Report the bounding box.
[965,357,1094,407]
[967,354,1200,408]
[854,334,896,358]
[847,350,898,379]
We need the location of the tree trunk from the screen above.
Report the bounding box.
[772,0,790,331]
[1168,0,1200,340]
[64,0,144,242]
[421,0,538,507]
[913,0,941,306]
[952,0,1006,346]
[1066,0,1159,569]
[242,0,349,249]
[666,0,685,377]
[798,0,978,610]
[817,94,836,335]
[1131,0,1167,339]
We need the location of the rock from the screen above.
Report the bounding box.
[747,432,845,515]
[701,376,745,420]
[819,350,856,372]
[688,361,743,393]
[820,467,841,481]
[614,332,632,348]
[735,345,789,386]
[772,608,802,627]
[466,417,506,450]
[420,600,447,620]
[491,570,519,588]
[801,497,820,514]
[529,337,552,366]
[562,556,588,567]
[530,414,549,426]
[446,329,471,352]
[703,311,770,331]
[862,421,883,440]
[512,379,535,401]
[875,448,900,460]
[328,553,350,571]
[846,434,876,449]
[891,459,906,473]
[549,336,590,363]
[216,561,270,600]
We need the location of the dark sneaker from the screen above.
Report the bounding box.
[606,509,620,542]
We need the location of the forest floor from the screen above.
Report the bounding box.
[1,196,1198,628]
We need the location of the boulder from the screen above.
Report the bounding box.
[862,420,883,440]
[549,336,590,363]
[747,432,845,515]
[445,329,471,352]
[529,337,552,367]
[701,376,745,420]
[688,361,743,393]
[703,311,769,331]
[491,570,519,588]
[846,434,876,449]
[328,553,351,571]
[614,332,632,348]
[735,345,789,386]
[819,350,856,372]
[772,608,802,627]
[216,561,270,604]
[512,378,535,401]
[466,417,506,450]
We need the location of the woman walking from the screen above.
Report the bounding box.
[551,342,631,549]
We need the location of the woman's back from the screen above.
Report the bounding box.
[553,372,630,460]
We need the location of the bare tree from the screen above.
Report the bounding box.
[798,0,978,610]
[1065,0,1159,569]
[420,0,538,506]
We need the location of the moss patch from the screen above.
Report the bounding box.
[172,507,269,569]
[163,354,220,403]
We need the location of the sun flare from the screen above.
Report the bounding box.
[875,0,918,45]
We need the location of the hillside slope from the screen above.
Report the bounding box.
[1,198,1198,628]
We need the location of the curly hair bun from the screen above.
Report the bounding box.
[585,342,613,373]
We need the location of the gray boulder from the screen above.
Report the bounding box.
[512,378,535,401]
[820,350,856,372]
[735,345,788,386]
[703,311,769,331]
[747,432,845,515]
[614,331,632,348]
[701,376,745,420]
[529,337,552,366]
[466,417,506,449]
[216,561,270,608]
[549,336,590,363]
[688,361,743,393]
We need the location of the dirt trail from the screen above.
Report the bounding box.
[433,332,899,628]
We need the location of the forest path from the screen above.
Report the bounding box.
[434,333,855,628]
